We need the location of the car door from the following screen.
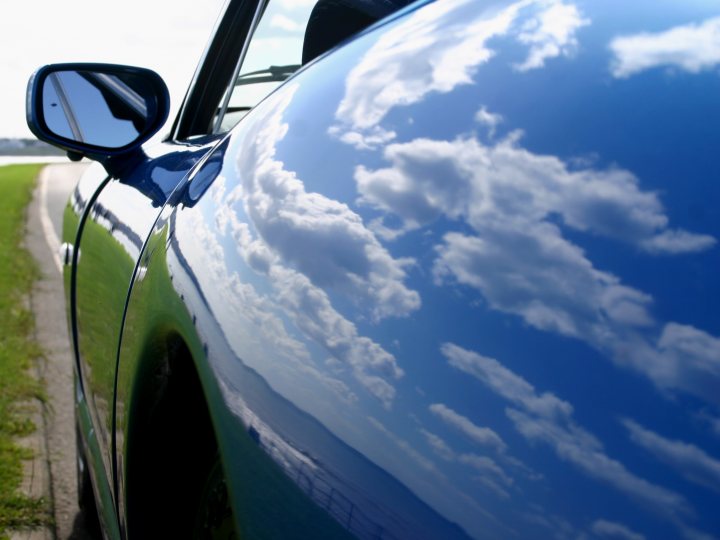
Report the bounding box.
[112,0,394,534]
[67,0,265,520]
[54,0,418,534]
[124,0,720,538]
[70,141,217,481]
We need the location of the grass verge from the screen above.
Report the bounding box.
[0,164,50,538]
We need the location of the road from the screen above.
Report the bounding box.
[25,163,96,540]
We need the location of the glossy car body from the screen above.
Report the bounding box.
[28,0,720,538]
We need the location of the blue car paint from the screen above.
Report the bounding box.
[66,136,222,533]
[70,0,720,538]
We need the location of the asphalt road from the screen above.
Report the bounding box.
[25,162,97,540]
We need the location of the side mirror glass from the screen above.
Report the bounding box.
[27,63,170,156]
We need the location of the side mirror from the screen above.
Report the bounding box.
[26,63,170,160]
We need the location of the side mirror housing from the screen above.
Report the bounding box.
[26,63,170,167]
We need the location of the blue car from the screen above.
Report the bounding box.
[26,0,720,538]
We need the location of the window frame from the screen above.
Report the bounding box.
[169,0,265,140]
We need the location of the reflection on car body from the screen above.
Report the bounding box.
[27,0,720,538]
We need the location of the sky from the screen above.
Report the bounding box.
[0,0,226,139]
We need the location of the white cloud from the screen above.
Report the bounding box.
[460,453,513,500]
[420,428,456,461]
[219,85,416,406]
[175,209,361,408]
[419,423,533,499]
[442,343,574,420]
[180,208,310,364]
[624,419,720,493]
[699,412,720,438]
[328,125,397,151]
[505,455,544,481]
[434,229,653,340]
[420,422,515,500]
[357,134,714,254]
[591,519,646,540]
[610,17,720,78]
[270,265,402,407]
[226,196,404,408]
[430,403,508,452]
[331,0,588,148]
[334,0,517,137]
[418,428,515,500]
[270,14,303,33]
[473,476,511,500]
[459,453,514,487]
[524,510,584,540]
[369,417,509,538]
[515,0,589,71]
[475,106,503,138]
[443,343,690,517]
[235,85,420,322]
[657,324,720,377]
[227,218,276,275]
[356,131,717,404]
[652,323,720,406]
[508,408,688,516]
[369,417,439,474]
[641,229,716,255]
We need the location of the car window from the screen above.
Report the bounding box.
[212,1,315,133]
[211,0,414,134]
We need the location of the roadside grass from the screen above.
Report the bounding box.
[73,216,135,431]
[0,165,50,538]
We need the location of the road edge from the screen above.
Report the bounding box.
[10,166,56,540]
[18,164,89,540]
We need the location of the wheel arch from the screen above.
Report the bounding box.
[120,327,226,538]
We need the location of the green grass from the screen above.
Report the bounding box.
[74,216,136,431]
[0,164,50,538]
